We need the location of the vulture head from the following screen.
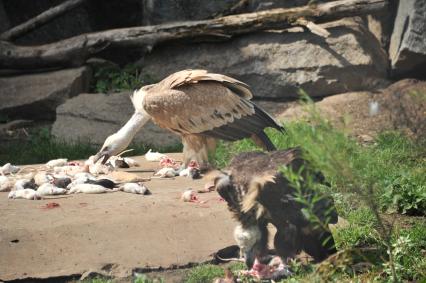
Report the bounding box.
[93,132,133,164]
[214,148,338,270]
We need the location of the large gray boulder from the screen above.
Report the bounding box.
[140,19,388,99]
[51,92,179,148]
[278,79,426,140]
[0,67,91,120]
[389,0,426,76]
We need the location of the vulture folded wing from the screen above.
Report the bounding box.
[165,69,253,99]
[143,70,283,141]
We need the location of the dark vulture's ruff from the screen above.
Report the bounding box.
[214,148,338,268]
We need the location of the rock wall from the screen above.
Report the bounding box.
[51,92,179,147]
[2,0,426,149]
[140,19,388,99]
[279,79,426,139]
[389,0,426,77]
[0,67,91,121]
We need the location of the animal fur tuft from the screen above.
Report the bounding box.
[241,174,276,219]
[233,224,262,253]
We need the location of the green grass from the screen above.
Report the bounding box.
[0,127,182,165]
[209,102,426,282]
[184,262,245,283]
[134,274,165,283]
[91,64,158,93]
[0,128,97,165]
[80,277,113,283]
[333,208,382,249]
[3,95,425,282]
[213,124,426,217]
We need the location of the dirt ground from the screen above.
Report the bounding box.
[0,154,237,282]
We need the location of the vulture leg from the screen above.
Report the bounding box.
[181,134,216,170]
[274,223,302,260]
[245,221,269,268]
[206,136,217,158]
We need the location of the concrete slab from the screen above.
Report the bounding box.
[0,154,236,281]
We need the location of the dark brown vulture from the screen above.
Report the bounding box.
[213,148,338,269]
[93,69,283,168]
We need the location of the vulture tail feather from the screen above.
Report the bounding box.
[252,102,285,132]
[252,131,277,151]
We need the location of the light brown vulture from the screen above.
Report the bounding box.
[213,148,338,269]
[93,70,283,168]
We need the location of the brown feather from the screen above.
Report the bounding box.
[139,69,282,164]
[220,148,338,264]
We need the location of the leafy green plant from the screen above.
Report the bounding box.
[211,93,426,282]
[134,274,164,283]
[91,64,157,93]
[382,221,426,281]
[81,277,113,283]
[381,173,426,216]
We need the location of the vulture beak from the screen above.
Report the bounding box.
[93,148,111,164]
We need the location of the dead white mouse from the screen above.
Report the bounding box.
[0,176,13,192]
[179,167,201,179]
[0,163,20,175]
[74,172,96,180]
[68,177,90,188]
[37,183,67,196]
[154,167,177,178]
[8,189,41,200]
[119,182,150,195]
[68,183,108,194]
[104,155,124,168]
[34,171,52,186]
[67,173,97,188]
[106,156,139,169]
[89,163,112,175]
[123,157,139,167]
[46,158,68,168]
[14,179,37,191]
[145,149,167,162]
[181,189,198,202]
[53,165,83,176]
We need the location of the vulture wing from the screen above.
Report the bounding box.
[229,148,338,226]
[142,70,283,141]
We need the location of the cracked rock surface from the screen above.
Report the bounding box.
[140,18,388,99]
